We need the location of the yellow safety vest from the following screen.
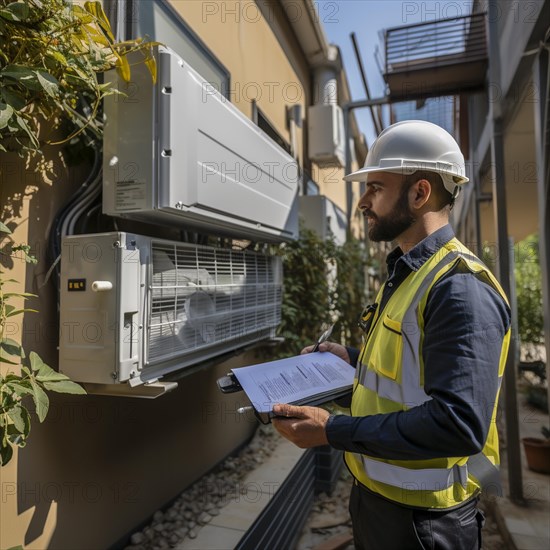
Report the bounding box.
[346,238,510,509]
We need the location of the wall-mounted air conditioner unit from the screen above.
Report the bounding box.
[308,104,345,167]
[58,232,282,397]
[299,195,347,245]
[103,46,299,242]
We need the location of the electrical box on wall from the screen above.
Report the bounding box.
[103,46,299,242]
[308,104,345,167]
[59,232,282,396]
[299,195,347,245]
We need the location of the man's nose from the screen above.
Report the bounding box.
[358,192,371,211]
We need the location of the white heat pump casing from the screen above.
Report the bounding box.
[59,232,282,389]
[103,46,299,242]
[299,195,347,245]
[308,104,345,167]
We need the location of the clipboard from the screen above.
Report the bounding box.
[216,352,354,424]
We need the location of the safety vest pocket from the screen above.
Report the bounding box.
[382,315,402,335]
[369,314,403,381]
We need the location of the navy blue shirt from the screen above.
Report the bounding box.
[326,224,511,460]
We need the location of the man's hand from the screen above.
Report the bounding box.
[271,404,330,448]
[301,342,351,364]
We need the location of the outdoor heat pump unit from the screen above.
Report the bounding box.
[58,232,282,397]
[103,46,299,242]
[308,104,345,167]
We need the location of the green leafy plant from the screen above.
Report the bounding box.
[275,226,369,356]
[332,233,370,348]
[515,233,544,347]
[276,227,333,354]
[1,223,86,466]
[0,0,157,154]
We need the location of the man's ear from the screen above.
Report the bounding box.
[410,178,431,210]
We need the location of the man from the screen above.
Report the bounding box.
[273,120,510,549]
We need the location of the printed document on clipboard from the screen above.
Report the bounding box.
[231,352,355,419]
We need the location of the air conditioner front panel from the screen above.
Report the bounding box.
[193,129,297,229]
[308,103,345,167]
[59,233,282,389]
[299,195,348,245]
[103,47,299,242]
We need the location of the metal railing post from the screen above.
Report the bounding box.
[487,0,523,504]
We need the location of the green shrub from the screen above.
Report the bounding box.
[515,234,544,347]
[275,226,369,356]
[1,223,86,466]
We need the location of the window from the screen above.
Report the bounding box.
[130,0,230,97]
[251,101,291,155]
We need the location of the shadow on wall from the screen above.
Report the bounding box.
[1,152,259,549]
[17,379,257,549]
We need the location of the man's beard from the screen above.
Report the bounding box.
[365,185,416,242]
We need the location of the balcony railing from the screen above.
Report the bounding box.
[384,12,488,101]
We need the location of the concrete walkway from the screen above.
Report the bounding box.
[175,440,305,549]
[491,390,550,550]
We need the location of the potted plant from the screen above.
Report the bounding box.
[522,426,550,474]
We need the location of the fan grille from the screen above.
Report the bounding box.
[147,242,282,364]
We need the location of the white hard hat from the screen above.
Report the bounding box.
[344,120,469,195]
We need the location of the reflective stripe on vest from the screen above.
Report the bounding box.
[468,452,502,495]
[360,455,469,490]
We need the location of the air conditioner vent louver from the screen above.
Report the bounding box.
[148,242,281,364]
[59,233,282,392]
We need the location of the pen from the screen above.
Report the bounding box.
[311,323,334,353]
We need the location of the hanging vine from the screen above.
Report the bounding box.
[0,0,157,155]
